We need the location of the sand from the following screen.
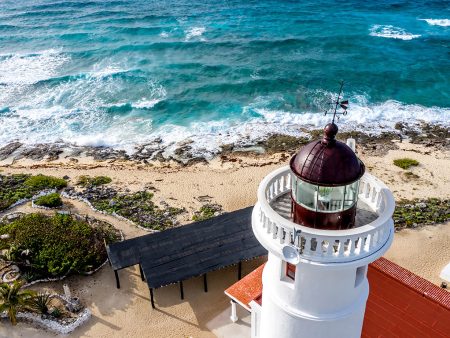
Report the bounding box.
[0,140,448,337]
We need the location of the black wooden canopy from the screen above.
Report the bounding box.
[106,207,266,307]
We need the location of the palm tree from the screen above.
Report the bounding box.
[0,281,36,325]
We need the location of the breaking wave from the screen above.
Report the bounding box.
[369,25,421,40]
[1,93,448,159]
[420,19,450,27]
[185,26,206,41]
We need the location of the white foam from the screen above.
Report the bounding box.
[132,98,163,109]
[0,49,68,85]
[159,31,169,38]
[0,93,448,160]
[185,26,206,41]
[420,19,450,27]
[144,98,450,160]
[369,25,421,40]
[90,65,125,78]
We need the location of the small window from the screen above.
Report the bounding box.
[286,263,296,280]
[355,266,366,287]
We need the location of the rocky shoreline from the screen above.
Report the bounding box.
[0,123,447,166]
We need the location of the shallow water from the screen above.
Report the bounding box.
[0,0,448,157]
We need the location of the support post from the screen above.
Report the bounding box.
[230,300,238,323]
[150,288,155,309]
[139,264,145,281]
[203,274,208,293]
[179,281,184,300]
[114,270,120,289]
[238,261,242,280]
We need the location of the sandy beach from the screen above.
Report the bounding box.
[0,139,448,338]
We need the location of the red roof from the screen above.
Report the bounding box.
[224,264,264,310]
[225,257,450,337]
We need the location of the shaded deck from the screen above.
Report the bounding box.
[106,207,267,308]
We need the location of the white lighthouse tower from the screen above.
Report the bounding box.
[250,120,395,338]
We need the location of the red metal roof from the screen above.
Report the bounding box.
[224,264,264,310]
[224,257,450,337]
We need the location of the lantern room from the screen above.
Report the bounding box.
[289,122,365,230]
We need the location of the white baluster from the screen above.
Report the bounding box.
[337,240,345,257]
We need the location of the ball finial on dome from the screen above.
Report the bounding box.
[322,122,338,145]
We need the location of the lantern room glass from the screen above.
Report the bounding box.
[291,176,359,213]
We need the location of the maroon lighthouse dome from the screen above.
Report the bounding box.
[289,122,365,230]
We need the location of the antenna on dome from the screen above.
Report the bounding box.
[325,80,348,123]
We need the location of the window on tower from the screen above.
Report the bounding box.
[286,262,296,280]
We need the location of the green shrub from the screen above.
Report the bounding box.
[0,174,33,211]
[24,175,67,190]
[76,175,112,187]
[0,174,67,211]
[192,204,222,222]
[393,158,419,170]
[0,213,120,278]
[50,308,61,318]
[34,193,63,208]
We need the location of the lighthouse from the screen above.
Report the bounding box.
[250,119,395,338]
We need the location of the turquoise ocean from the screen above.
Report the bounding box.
[0,0,449,158]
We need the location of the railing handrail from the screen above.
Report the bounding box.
[257,166,395,239]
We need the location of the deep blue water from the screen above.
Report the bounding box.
[0,0,449,156]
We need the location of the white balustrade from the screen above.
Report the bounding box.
[253,166,395,263]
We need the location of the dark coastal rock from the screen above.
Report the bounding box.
[1,122,447,165]
[220,143,234,153]
[258,134,309,154]
[85,147,129,161]
[407,123,449,150]
[336,131,399,156]
[14,144,64,161]
[0,142,22,160]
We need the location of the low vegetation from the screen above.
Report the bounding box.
[0,213,120,279]
[87,189,185,230]
[192,204,223,221]
[260,134,309,153]
[28,292,52,315]
[34,193,63,208]
[393,158,419,170]
[0,282,65,326]
[76,175,112,187]
[0,174,67,211]
[24,175,67,190]
[393,198,450,230]
[0,281,36,325]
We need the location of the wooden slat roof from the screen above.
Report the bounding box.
[107,207,267,289]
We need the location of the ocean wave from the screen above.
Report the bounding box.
[142,99,450,160]
[420,19,450,27]
[369,25,421,40]
[132,98,164,109]
[89,65,127,78]
[1,95,448,159]
[0,49,69,85]
[185,26,206,41]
